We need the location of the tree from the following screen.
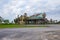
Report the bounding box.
[57,21,60,24]
[50,19,53,24]
[42,12,46,18]
[4,20,9,24]
[55,20,57,23]
[24,13,28,24]
[24,13,27,17]
[0,16,4,24]
[14,18,18,24]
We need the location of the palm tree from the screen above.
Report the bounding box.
[24,13,28,24]
[42,12,46,18]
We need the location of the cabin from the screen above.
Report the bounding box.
[25,13,48,24]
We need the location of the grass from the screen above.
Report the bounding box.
[0,24,46,28]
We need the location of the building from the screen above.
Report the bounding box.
[14,13,48,24]
[25,13,48,24]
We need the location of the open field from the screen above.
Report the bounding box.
[0,24,46,28]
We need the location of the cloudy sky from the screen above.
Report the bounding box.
[0,0,60,22]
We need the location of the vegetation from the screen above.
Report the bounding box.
[0,24,46,28]
[14,13,29,24]
[56,21,60,24]
[4,20,9,24]
[0,15,60,29]
[0,16,4,24]
[0,12,59,24]
[0,16,9,24]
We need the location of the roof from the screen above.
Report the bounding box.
[29,13,44,19]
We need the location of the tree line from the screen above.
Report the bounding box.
[0,16,60,24]
[0,16,9,24]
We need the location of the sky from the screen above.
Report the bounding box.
[0,0,60,22]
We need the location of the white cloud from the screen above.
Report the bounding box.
[0,0,60,21]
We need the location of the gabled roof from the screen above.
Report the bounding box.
[29,13,44,19]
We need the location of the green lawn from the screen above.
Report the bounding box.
[0,24,46,28]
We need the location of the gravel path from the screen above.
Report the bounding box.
[0,24,60,40]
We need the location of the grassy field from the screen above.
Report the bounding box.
[0,24,46,28]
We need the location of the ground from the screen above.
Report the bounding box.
[0,24,60,40]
